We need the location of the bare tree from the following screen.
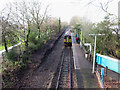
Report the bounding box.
[11,1,33,53]
[1,6,12,52]
[88,0,114,15]
[21,2,33,51]
[70,16,82,26]
[30,1,49,39]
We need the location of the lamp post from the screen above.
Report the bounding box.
[89,34,105,73]
[80,28,82,47]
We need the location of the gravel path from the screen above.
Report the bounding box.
[20,32,64,88]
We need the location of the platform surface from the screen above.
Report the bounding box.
[71,33,98,88]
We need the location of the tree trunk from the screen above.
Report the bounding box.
[25,24,31,51]
[2,29,8,53]
[38,26,40,39]
[3,37,8,53]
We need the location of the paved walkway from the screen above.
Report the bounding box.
[71,33,99,88]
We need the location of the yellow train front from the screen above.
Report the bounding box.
[64,31,72,46]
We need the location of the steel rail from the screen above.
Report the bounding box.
[56,48,65,89]
[69,47,72,89]
[56,47,72,89]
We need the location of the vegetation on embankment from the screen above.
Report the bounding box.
[2,29,65,88]
[70,15,120,59]
[0,1,68,88]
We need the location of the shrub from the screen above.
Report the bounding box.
[6,48,18,62]
[29,33,39,45]
[116,49,120,59]
[28,44,38,53]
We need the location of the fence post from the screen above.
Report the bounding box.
[101,68,104,84]
[105,66,108,76]
[89,54,91,62]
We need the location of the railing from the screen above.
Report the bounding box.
[0,42,23,55]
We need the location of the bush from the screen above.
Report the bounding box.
[17,60,26,70]
[116,49,120,59]
[29,33,39,45]
[28,44,38,53]
[6,48,18,62]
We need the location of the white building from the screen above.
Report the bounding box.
[110,25,120,34]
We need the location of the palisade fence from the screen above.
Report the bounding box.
[84,49,120,87]
[84,46,120,74]
[95,53,120,88]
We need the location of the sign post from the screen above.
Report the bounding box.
[101,68,104,83]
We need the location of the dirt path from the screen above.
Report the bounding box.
[20,32,65,88]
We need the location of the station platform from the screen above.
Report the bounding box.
[71,33,99,88]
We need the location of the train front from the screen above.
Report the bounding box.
[64,30,72,46]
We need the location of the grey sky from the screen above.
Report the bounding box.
[0,0,119,23]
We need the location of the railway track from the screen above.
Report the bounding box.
[56,47,73,89]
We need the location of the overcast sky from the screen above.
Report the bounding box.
[0,0,119,23]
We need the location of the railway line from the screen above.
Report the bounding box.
[56,47,73,89]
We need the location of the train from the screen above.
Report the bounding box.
[64,30,72,46]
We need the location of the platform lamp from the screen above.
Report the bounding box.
[80,28,83,47]
[89,34,105,73]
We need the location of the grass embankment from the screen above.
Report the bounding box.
[2,29,64,88]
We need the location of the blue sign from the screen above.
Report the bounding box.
[101,68,104,83]
[96,53,120,74]
[101,68,104,76]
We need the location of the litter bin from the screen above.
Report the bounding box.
[85,51,89,59]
